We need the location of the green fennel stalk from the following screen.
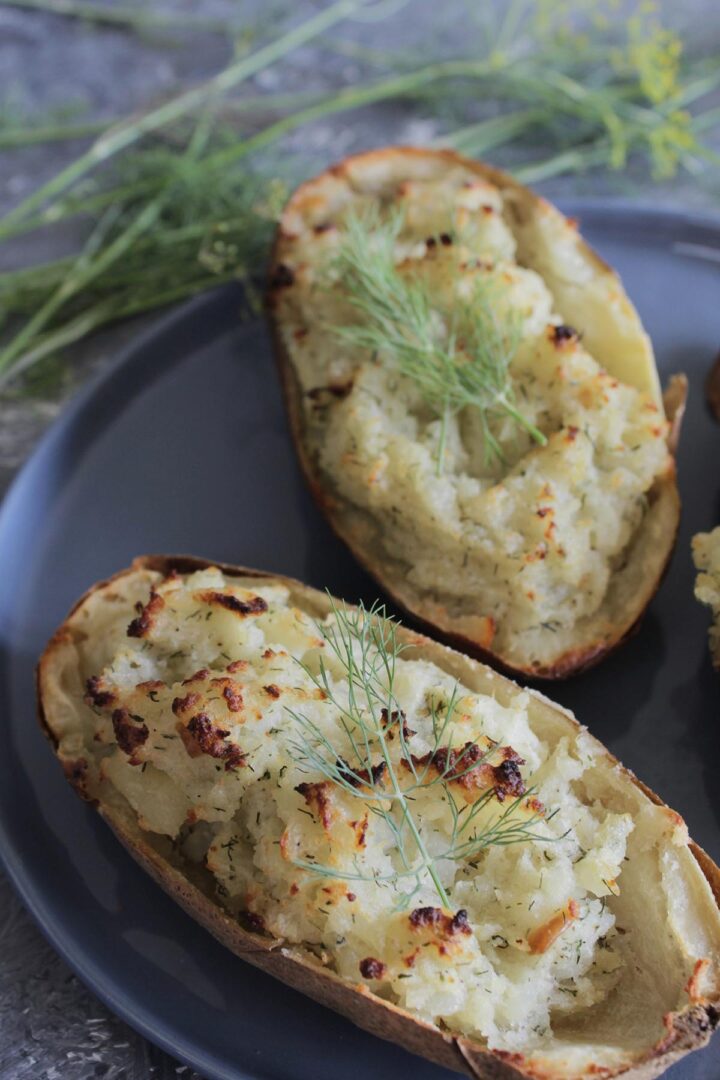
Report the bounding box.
[0,0,717,391]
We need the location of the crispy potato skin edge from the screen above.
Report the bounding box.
[37,554,720,1080]
[266,146,685,681]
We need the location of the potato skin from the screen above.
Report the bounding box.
[38,554,720,1080]
[267,147,685,681]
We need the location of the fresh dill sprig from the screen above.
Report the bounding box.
[286,597,557,909]
[330,208,547,473]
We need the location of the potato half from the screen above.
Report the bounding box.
[267,148,684,679]
[38,555,720,1080]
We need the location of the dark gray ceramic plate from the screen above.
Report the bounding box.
[0,201,719,1080]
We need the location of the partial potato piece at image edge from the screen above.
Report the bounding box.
[692,525,720,669]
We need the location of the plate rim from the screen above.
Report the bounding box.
[1,198,719,1080]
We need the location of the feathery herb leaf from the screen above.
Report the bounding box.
[330,209,547,472]
[287,597,558,909]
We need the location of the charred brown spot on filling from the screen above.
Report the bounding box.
[227,659,249,673]
[451,909,472,935]
[62,757,90,796]
[127,588,165,638]
[492,759,525,802]
[181,712,246,770]
[221,681,244,712]
[270,263,295,289]
[313,222,333,234]
[440,232,453,246]
[112,708,149,763]
[84,675,116,708]
[264,684,281,699]
[307,381,354,406]
[349,814,369,849]
[209,676,244,713]
[243,911,267,934]
[338,758,387,789]
[359,957,387,980]
[172,691,200,716]
[409,906,472,938]
[409,906,443,930]
[295,781,335,830]
[405,742,525,803]
[222,745,246,770]
[380,707,415,741]
[182,667,211,685]
[550,323,579,348]
[196,591,268,617]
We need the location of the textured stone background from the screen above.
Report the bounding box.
[0,2,719,1078]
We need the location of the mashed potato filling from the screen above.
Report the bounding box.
[76,567,634,1053]
[274,167,672,660]
[692,526,720,667]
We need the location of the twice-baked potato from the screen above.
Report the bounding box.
[692,526,720,668]
[39,555,720,1080]
[267,147,684,679]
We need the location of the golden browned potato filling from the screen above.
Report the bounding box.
[69,566,640,1053]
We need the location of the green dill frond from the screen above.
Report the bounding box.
[329,208,547,473]
[287,596,560,908]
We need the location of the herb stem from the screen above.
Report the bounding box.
[372,680,451,907]
[436,405,449,477]
[439,108,544,155]
[0,177,164,242]
[1,0,259,35]
[0,0,365,237]
[0,303,112,389]
[498,396,547,448]
[332,209,541,469]
[201,58,500,174]
[0,88,348,156]
[514,142,609,183]
[0,197,162,372]
[290,601,553,908]
[0,118,110,150]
